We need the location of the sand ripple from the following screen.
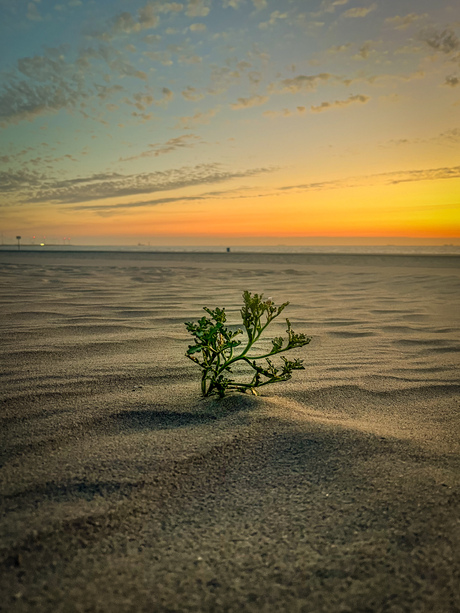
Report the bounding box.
[1,252,459,612]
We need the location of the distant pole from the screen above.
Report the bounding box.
[16,235,21,251]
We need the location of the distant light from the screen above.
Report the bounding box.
[40,243,45,246]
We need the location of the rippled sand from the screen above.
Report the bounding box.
[1,251,459,612]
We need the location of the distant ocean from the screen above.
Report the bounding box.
[1,244,460,256]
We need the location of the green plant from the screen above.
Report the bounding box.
[185,291,311,398]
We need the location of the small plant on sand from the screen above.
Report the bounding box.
[185,291,311,398]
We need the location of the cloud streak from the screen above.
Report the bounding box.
[422,28,460,55]
[278,165,460,192]
[311,94,370,113]
[343,3,377,18]
[445,75,459,87]
[277,73,333,93]
[71,184,269,213]
[380,127,460,149]
[119,134,203,161]
[230,94,269,109]
[17,164,274,205]
[176,107,220,128]
[263,95,369,118]
[384,13,428,31]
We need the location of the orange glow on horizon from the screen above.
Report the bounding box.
[4,177,459,244]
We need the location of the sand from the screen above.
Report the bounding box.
[0,250,459,613]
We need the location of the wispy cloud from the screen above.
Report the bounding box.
[189,22,206,32]
[278,73,333,93]
[0,169,46,193]
[323,0,349,13]
[18,164,274,205]
[74,194,210,212]
[119,134,203,162]
[86,4,168,40]
[258,10,288,30]
[262,92,371,119]
[327,43,353,55]
[343,3,377,18]
[185,0,210,18]
[176,107,220,129]
[0,45,91,124]
[205,59,253,96]
[384,13,428,31]
[72,182,279,213]
[78,44,148,80]
[310,94,370,113]
[113,7,160,34]
[26,1,43,21]
[278,165,460,192]
[230,94,269,109]
[263,107,306,119]
[55,0,83,11]
[0,41,156,127]
[421,28,460,55]
[380,127,460,148]
[445,75,460,87]
[222,0,245,9]
[385,165,460,185]
[0,71,85,126]
[353,42,373,60]
[72,184,266,213]
[312,0,349,17]
[181,86,205,101]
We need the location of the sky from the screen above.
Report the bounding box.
[0,0,459,246]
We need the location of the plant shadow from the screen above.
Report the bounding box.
[109,394,264,432]
[109,409,219,432]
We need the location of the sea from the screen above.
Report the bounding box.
[1,244,460,256]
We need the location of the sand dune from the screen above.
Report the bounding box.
[1,251,459,612]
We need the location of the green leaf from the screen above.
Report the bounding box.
[187,345,203,355]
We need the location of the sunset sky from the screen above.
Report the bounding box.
[1,0,459,245]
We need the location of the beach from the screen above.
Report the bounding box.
[1,250,459,612]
